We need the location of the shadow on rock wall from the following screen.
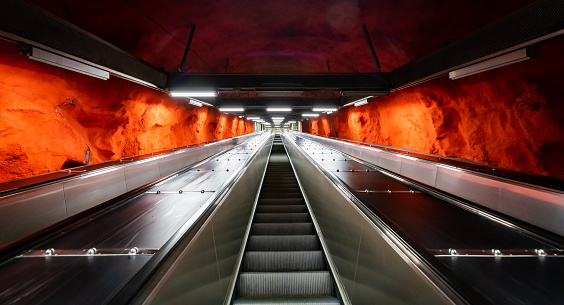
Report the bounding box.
[0,41,253,183]
[304,38,564,180]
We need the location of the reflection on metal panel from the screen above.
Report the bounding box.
[0,184,66,246]
[400,158,438,186]
[498,183,564,235]
[63,168,128,217]
[377,153,403,173]
[435,167,501,210]
[158,153,183,177]
[284,135,451,304]
[144,136,271,305]
[124,159,161,191]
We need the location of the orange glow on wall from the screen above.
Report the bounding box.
[0,41,253,183]
[304,38,564,179]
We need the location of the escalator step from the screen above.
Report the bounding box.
[243,251,326,272]
[238,271,334,298]
[254,213,310,223]
[247,235,319,251]
[232,297,341,305]
[260,193,303,199]
[256,205,307,213]
[259,198,305,205]
[251,223,315,235]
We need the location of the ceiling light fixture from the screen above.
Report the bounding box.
[29,47,110,80]
[188,98,202,107]
[449,48,529,80]
[267,108,292,112]
[312,107,337,112]
[219,107,244,112]
[302,114,319,117]
[169,91,217,97]
[354,99,369,107]
[271,117,285,120]
[247,117,260,120]
[343,96,373,107]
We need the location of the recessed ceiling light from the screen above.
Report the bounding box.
[267,108,292,112]
[219,107,244,112]
[302,114,319,117]
[169,91,217,97]
[312,107,337,112]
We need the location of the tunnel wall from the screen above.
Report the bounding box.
[0,41,253,183]
[303,38,564,180]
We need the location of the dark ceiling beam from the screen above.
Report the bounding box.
[0,0,168,88]
[389,0,564,90]
[167,73,390,93]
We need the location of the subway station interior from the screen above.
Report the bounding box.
[1,0,564,304]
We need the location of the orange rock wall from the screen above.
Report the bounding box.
[304,38,564,179]
[0,41,253,183]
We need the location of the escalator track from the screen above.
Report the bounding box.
[232,135,341,304]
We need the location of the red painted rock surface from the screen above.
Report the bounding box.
[304,38,564,180]
[0,41,253,183]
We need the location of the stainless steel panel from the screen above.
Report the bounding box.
[354,220,448,305]
[285,135,451,304]
[399,157,438,187]
[63,167,128,217]
[498,183,564,236]
[377,152,403,173]
[158,152,183,177]
[124,159,161,191]
[146,224,224,305]
[145,135,271,305]
[435,167,501,210]
[0,184,66,247]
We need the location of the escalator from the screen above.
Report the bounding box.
[232,135,341,304]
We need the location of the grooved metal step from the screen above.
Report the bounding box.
[247,235,320,251]
[259,198,305,205]
[251,223,315,235]
[254,213,310,223]
[261,193,303,199]
[243,251,326,272]
[232,297,341,305]
[256,205,308,213]
[238,272,334,298]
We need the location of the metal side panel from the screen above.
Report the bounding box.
[63,167,128,217]
[158,153,183,177]
[498,182,564,235]
[124,159,161,192]
[377,152,403,173]
[143,136,271,305]
[435,167,501,211]
[284,137,451,305]
[399,158,438,187]
[0,184,66,247]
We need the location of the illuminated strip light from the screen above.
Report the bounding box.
[267,108,292,112]
[188,98,202,107]
[169,91,217,97]
[247,117,260,120]
[437,164,462,172]
[302,113,319,117]
[449,48,529,80]
[312,108,337,112]
[343,96,373,107]
[219,107,244,112]
[271,117,285,120]
[354,99,369,107]
[29,47,109,80]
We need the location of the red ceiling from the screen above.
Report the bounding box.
[28,0,535,73]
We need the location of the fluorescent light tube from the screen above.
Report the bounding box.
[219,108,244,112]
[354,99,369,107]
[449,48,529,80]
[302,114,319,117]
[343,96,373,107]
[188,98,202,107]
[169,91,217,97]
[29,47,109,80]
[267,108,292,112]
[271,117,285,120]
[312,108,337,112]
[247,117,260,120]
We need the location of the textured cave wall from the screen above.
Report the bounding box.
[304,38,564,180]
[0,41,253,183]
